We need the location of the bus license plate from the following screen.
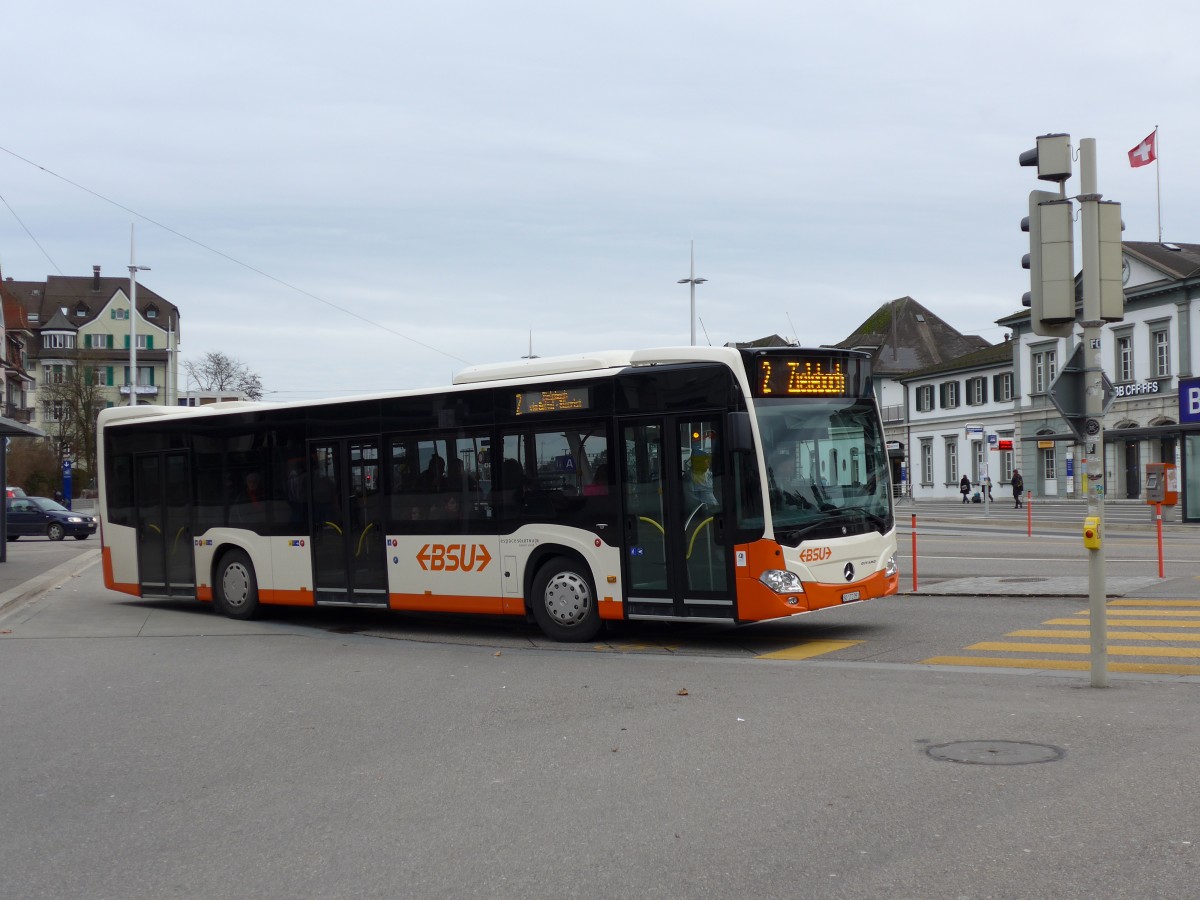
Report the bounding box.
[841,591,860,603]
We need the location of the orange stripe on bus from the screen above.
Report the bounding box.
[260,589,315,607]
[389,593,510,616]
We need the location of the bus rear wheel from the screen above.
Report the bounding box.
[530,557,601,642]
[215,549,260,620]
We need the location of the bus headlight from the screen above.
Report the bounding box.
[885,556,898,577]
[759,569,804,594]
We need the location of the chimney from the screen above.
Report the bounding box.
[92,265,101,291]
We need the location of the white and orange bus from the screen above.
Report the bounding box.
[97,346,898,641]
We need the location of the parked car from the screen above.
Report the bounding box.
[6,486,26,499]
[6,496,97,541]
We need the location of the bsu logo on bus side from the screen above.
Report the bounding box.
[416,543,493,572]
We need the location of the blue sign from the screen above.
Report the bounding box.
[62,459,73,509]
[1181,376,1200,425]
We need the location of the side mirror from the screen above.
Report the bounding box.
[728,411,754,453]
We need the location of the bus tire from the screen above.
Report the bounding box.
[215,549,260,620]
[530,556,601,642]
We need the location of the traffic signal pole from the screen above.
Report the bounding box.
[1022,134,1122,688]
[1078,138,1108,687]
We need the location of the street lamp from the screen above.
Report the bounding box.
[128,227,150,407]
[677,240,707,346]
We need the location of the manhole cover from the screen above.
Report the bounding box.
[926,740,1064,765]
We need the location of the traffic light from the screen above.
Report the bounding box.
[1020,134,1075,338]
[1098,200,1125,322]
[1021,191,1075,338]
[1019,133,1072,183]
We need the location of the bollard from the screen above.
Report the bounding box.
[1156,502,1165,579]
[1026,491,1032,537]
[911,513,918,593]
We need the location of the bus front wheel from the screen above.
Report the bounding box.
[215,549,260,620]
[530,557,601,642]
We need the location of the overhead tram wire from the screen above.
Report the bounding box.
[0,144,472,366]
[0,191,62,274]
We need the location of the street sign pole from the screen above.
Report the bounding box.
[1079,138,1108,688]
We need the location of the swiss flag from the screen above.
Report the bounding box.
[1128,131,1156,167]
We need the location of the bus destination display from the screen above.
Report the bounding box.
[756,358,849,397]
[514,387,590,415]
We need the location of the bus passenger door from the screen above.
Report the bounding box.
[310,440,388,606]
[133,451,195,597]
[619,417,731,620]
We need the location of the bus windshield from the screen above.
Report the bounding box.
[756,397,893,543]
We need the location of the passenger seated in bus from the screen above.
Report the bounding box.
[422,455,448,492]
[448,458,480,495]
[231,472,268,524]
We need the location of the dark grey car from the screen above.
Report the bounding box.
[6,497,98,541]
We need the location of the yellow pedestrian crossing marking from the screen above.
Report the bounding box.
[922,657,1200,676]
[1010,629,1200,642]
[1106,609,1200,617]
[969,641,1200,658]
[757,640,862,660]
[1046,618,1200,628]
[1111,599,1200,607]
[922,598,1200,675]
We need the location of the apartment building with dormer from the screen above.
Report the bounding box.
[2,266,180,427]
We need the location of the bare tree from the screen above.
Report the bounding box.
[183,352,265,401]
[39,354,107,485]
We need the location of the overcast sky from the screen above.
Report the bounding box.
[2,1,1196,401]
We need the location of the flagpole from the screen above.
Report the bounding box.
[1155,125,1162,243]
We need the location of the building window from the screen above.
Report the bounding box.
[998,372,1013,402]
[939,381,959,409]
[966,376,987,406]
[1032,347,1057,393]
[972,440,984,481]
[945,437,958,483]
[112,308,128,320]
[42,333,76,350]
[915,385,934,412]
[146,306,158,320]
[1001,448,1014,482]
[1116,334,1133,383]
[1042,446,1056,481]
[1153,328,1170,378]
[921,439,933,485]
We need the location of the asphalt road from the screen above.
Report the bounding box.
[3,542,1200,899]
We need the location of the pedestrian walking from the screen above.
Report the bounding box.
[1011,469,1024,508]
[960,474,971,504]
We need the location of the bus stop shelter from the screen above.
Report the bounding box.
[0,416,48,563]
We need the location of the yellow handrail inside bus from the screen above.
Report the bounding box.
[173,527,188,556]
[637,516,664,535]
[356,522,377,557]
[686,517,713,560]
[323,522,342,535]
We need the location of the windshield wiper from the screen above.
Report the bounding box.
[833,505,891,530]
